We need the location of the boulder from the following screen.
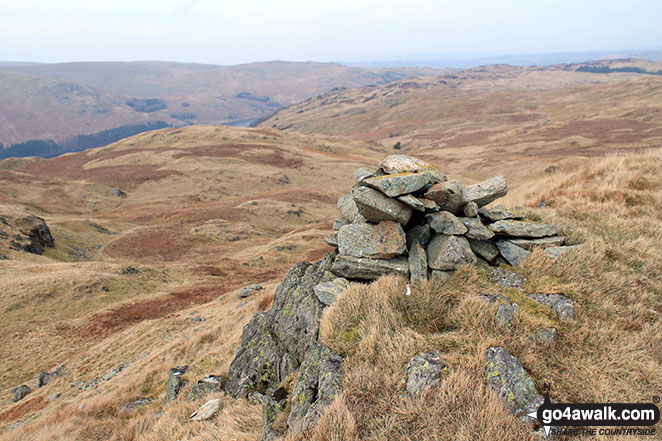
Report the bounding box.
[351,186,412,225]
[378,154,446,182]
[403,351,447,395]
[331,254,409,280]
[337,221,406,259]
[287,343,343,433]
[495,240,531,266]
[226,255,336,398]
[190,398,223,421]
[408,242,428,283]
[508,236,565,250]
[528,294,575,321]
[165,366,189,403]
[424,181,464,213]
[463,201,478,217]
[238,284,263,299]
[468,239,500,264]
[426,211,467,235]
[485,347,543,419]
[10,385,31,403]
[459,217,495,240]
[488,220,559,238]
[461,176,508,208]
[543,245,581,259]
[426,234,476,271]
[364,171,441,197]
[406,224,431,249]
[313,277,350,306]
[478,206,525,222]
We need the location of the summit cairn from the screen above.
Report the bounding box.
[330,155,573,281]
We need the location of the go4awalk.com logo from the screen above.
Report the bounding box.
[528,385,660,437]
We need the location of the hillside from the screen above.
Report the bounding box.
[258,59,662,184]
[0,61,439,148]
[0,122,658,439]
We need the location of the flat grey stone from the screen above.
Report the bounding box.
[509,236,565,250]
[397,194,426,211]
[468,238,499,264]
[477,294,518,327]
[424,180,464,213]
[324,233,338,247]
[351,186,413,225]
[408,242,428,284]
[331,254,409,280]
[489,267,527,289]
[378,155,446,182]
[459,217,495,240]
[462,176,508,207]
[365,171,441,197]
[238,283,263,298]
[165,366,189,403]
[333,218,350,230]
[489,220,559,238]
[337,193,362,223]
[427,234,476,270]
[496,240,531,266]
[313,277,350,306]
[354,167,378,182]
[337,221,406,259]
[478,206,525,222]
[426,211,467,235]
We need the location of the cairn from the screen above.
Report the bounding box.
[326,154,574,282]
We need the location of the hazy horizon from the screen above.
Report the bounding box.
[1,0,661,65]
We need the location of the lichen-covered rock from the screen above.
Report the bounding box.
[528,294,575,321]
[238,284,262,299]
[460,217,495,240]
[261,396,283,441]
[468,238,500,264]
[189,375,225,401]
[478,206,524,222]
[378,155,446,182]
[337,221,406,259]
[165,366,188,403]
[365,171,441,197]
[403,351,447,395]
[351,186,413,225]
[226,255,336,398]
[287,343,343,433]
[314,277,350,306]
[424,180,464,213]
[489,220,559,238]
[477,294,518,327]
[408,242,428,283]
[331,254,409,280]
[462,176,508,207]
[496,240,531,266]
[324,233,338,247]
[489,267,527,289]
[426,234,476,270]
[406,224,431,249]
[336,193,362,223]
[508,236,565,250]
[397,194,427,211]
[485,347,543,419]
[426,211,467,235]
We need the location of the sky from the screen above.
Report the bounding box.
[1,0,661,65]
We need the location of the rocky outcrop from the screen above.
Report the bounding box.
[9,215,55,255]
[165,366,188,403]
[9,385,31,403]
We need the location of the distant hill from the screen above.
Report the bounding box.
[0,61,438,156]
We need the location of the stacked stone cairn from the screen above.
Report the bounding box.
[326,154,573,283]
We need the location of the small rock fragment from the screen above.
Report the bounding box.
[463,201,478,217]
[190,398,223,421]
[238,284,263,299]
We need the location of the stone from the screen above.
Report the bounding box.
[354,167,377,182]
[528,294,575,321]
[333,218,350,230]
[426,211,467,235]
[109,187,127,198]
[121,266,140,275]
[378,154,446,182]
[406,224,431,249]
[190,398,223,421]
[468,239,500,264]
[324,233,338,247]
[336,193,361,223]
[38,371,52,387]
[408,242,428,284]
[261,396,283,441]
[459,217,495,240]
[351,186,412,225]
[528,327,557,345]
[489,220,559,238]
[190,375,225,401]
[463,201,478,217]
[462,176,508,208]
[430,270,454,282]
[397,194,426,211]
[543,245,582,259]
[403,351,447,395]
[478,206,525,222]
[337,221,406,259]
[189,315,205,323]
[226,255,336,398]
[424,181,464,213]
[49,392,61,400]
[287,343,343,433]
[477,295,518,327]
[10,216,55,255]
[485,347,543,420]
[508,236,565,250]
[489,267,527,289]
[426,234,476,271]
[121,398,151,412]
[313,277,350,306]
[331,254,409,280]
[165,366,189,403]
[238,283,262,299]
[10,385,31,403]
[495,240,531,266]
[365,171,441,197]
